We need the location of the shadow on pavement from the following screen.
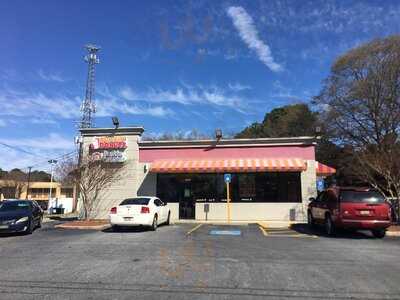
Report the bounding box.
[290,223,375,239]
[102,223,172,233]
[0,232,27,238]
[102,226,151,233]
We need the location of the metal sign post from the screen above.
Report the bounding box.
[224,174,231,223]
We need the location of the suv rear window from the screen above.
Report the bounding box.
[120,198,150,205]
[340,191,385,203]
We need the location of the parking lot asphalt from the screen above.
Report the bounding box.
[0,221,399,299]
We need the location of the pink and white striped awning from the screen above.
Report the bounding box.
[150,158,307,173]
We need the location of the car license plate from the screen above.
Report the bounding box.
[0,225,9,229]
[124,217,133,221]
[360,210,370,215]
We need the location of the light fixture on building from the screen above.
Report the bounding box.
[315,126,322,138]
[112,117,119,129]
[215,129,222,141]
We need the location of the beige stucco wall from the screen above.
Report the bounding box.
[80,129,143,219]
[136,162,157,197]
[166,203,179,221]
[195,202,305,221]
[300,160,317,221]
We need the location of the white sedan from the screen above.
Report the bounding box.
[109,197,170,231]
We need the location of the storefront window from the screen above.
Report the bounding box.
[216,174,228,202]
[157,174,180,203]
[238,174,256,202]
[191,174,217,202]
[157,172,301,203]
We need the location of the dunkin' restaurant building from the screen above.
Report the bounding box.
[80,127,335,221]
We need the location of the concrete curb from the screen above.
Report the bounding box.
[55,224,110,230]
[386,231,400,237]
[173,220,302,228]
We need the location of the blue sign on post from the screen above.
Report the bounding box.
[224,173,231,183]
[317,178,325,191]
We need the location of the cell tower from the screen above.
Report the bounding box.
[79,44,100,128]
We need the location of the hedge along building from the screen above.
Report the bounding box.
[79,126,335,221]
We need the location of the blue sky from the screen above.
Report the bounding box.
[1,0,400,171]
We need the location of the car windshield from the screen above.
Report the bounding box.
[340,191,385,203]
[0,201,31,212]
[120,198,150,205]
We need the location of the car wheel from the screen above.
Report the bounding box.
[325,215,335,236]
[25,219,34,235]
[372,229,386,238]
[151,215,158,231]
[37,216,43,228]
[112,225,120,232]
[307,211,315,227]
[166,212,170,225]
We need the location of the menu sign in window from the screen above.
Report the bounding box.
[239,174,256,201]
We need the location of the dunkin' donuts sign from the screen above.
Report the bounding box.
[90,137,127,163]
[90,137,127,150]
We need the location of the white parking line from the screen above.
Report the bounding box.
[186,224,203,236]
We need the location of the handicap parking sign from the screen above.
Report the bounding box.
[317,179,325,191]
[224,173,231,183]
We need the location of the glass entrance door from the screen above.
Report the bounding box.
[179,181,195,219]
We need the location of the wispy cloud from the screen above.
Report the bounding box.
[0,133,73,151]
[118,86,137,101]
[97,98,174,118]
[30,117,58,125]
[117,84,249,113]
[228,83,251,92]
[0,89,81,119]
[270,80,305,102]
[37,69,66,82]
[0,87,174,120]
[0,133,75,171]
[0,119,6,127]
[226,6,282,72]
[96,86,174,117]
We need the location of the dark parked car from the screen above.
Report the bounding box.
[308,187,392,238]
[0,200,43,234]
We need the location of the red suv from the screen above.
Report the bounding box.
[308,187,392,238]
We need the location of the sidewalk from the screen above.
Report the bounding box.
[173,219,301,228]
[54,219,109,230]
[387,225,400,236]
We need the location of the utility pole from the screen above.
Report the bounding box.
[48,159,57,213]
[79,44,100,129]
[25,166,32,200]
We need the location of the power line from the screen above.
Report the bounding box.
[0,141,48,159]
[10,150,78,173]
[28,150,78,169]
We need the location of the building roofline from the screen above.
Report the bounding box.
[139,136,318,149]
[80,127,144,136]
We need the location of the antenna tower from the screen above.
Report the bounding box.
[79,44,100,128]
